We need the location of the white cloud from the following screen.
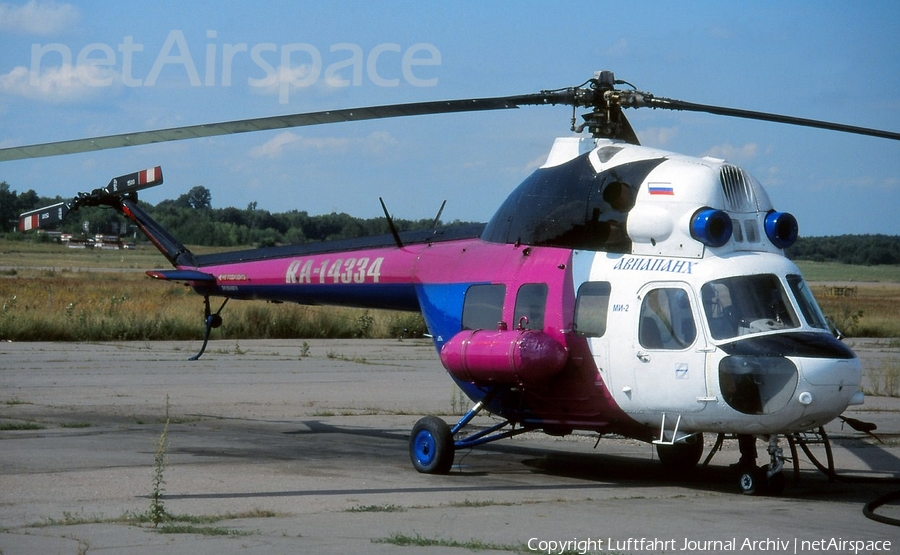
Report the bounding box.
[0,0,79,36]
[524,152,548,172]
[249,63,333,104]
[703,142,758,163]
[359,131,397,155]
[248,130,351,158]
[0,63,119,102]
[639,126,679,147]
[249,130,398,159]
[602,38,629,57]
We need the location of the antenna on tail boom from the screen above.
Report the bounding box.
[379,197,403,249]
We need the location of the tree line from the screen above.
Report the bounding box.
[3,181,899,263]
[785,234,900,266]
[1,183,463,247]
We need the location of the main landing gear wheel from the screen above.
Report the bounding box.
[410,416,454,474]
[656,433,705,471]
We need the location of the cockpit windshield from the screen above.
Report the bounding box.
[700,274,799,340]
[787,274,830,331]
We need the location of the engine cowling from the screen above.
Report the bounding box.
[440,328,568,386]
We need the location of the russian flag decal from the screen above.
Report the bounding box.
[648,183,674,195]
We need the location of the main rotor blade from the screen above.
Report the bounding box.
[642,96,900,141]
[0,92,572,162]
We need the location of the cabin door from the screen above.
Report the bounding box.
[628,282,709,413]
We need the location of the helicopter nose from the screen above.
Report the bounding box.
[798,355,861,389]
[792,355,863,425]
[768,354,861,431]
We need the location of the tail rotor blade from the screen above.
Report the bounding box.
[103,166,163,195]
[18,202,70,232]
[17,166,164,232]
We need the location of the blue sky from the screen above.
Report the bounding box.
[1,1,898,236]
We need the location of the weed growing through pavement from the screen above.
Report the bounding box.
[149,395,170,528]
[346,504,406,513]
[372,532,524,552]
[0,420,44,431]
[868,358,900,397]
[450,387,468,415]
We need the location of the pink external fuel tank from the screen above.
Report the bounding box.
[440,329,568,386]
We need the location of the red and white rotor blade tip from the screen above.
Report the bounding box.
[18,202,69,232]
[102,166,163,196]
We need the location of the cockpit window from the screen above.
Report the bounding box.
[701,275,798,340]
[787,275,829,330]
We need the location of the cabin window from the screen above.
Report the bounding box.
[514,283,548,330]
[462,284,506,330]
[639,287,697,349]
[701,274,799,340]
[574,281,611,337]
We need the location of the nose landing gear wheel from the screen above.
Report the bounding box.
[739,466,760,495]
[738,465,785,496]
[410,416,454,474]
[738,434,786,495]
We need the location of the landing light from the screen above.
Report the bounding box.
[690,208,733,248]
[764,211,798,249]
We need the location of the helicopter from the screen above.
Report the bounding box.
[7,70,900,495]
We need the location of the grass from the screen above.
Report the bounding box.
[33,508,278,536]
[149,396,170,528]
[372,532,526,552]
[60,421,92,428]
[0,263,426,342]
[793,261,900,337]
[866,358,900,397]
[793,260,900,283]
[346,504,407,513]
[0,420,44,431]
[1,239,898,339]
[814,287,900,338]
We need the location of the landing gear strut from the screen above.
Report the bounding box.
[738,435,785,495]
[189,296,228,361]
